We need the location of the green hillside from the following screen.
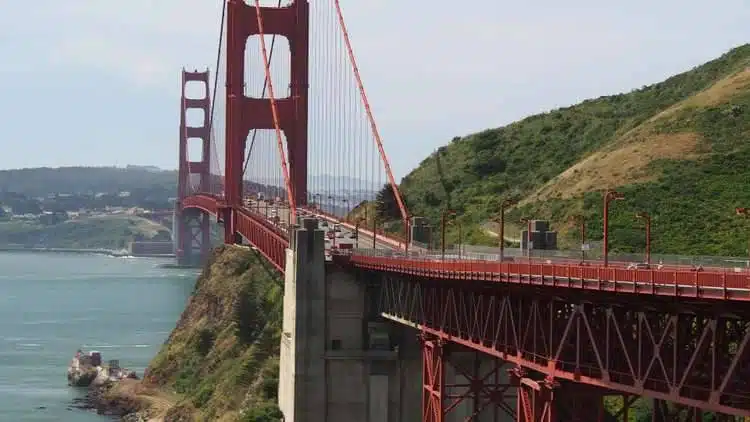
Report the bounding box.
[395,44,750,256]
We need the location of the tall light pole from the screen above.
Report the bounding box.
[448,218,463,259]
[342,198,349,221]
[635,212,651,266]
[570,215,586,263]
[354,217,365,248]
[603,190,624,267]
[520,217,532,262]
[498,199,516,261]
[736,207,749,269]
[404,216,411,255]
[441,209,456,260]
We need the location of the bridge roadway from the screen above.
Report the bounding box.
[243,199,406,253]
[243,198,749,287]
[240,202,750,304]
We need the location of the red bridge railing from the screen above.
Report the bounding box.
[341,250,750,301]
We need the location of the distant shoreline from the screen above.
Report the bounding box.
[0,245,175,259]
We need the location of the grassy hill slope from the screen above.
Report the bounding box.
[397,44,750,256]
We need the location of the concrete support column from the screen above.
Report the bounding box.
[279,218,326,422]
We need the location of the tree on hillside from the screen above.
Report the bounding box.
[375,183,405,221]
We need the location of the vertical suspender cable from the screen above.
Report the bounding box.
[332,0,409,233]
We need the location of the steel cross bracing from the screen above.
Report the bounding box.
[377,275,750,417]
[421,336,517,422]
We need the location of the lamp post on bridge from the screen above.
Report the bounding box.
[441,209,456,260]
[498,198,516,262]
[371,200,379,248]
[449,218,463,259]
[735,207,749,270]
[635,212,651,266]
[570,215,586,264]
[603,190,624,267]
[342,198,349,221]
[519,217,532,263]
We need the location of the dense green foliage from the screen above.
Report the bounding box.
[145,246,283,421]
[390,44,750,256]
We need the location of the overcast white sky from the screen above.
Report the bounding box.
[0,0,748,179]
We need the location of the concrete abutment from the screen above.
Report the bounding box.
[278,218,518,422]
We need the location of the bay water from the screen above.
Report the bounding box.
[0,252,197,421]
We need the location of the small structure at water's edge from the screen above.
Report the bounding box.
[67,349,138,387]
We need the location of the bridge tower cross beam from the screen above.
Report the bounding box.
[224,0,309,244]
[176,68,212,265]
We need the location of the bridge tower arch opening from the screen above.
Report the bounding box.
[223,0,309,244]
[176,69,212,266]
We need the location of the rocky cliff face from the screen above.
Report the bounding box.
[95,245,284,422]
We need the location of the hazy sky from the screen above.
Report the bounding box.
[1,0,748,180]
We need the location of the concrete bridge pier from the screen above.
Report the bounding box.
[174,207,210,266]
[278,218,424,422]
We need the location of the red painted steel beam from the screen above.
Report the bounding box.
[378,276,750,417]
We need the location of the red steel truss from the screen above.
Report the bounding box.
[512,368,555,422]
[378,275,750,418]
[418,334,643,421]
[348,254,750,301]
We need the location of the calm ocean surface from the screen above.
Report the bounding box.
[0,252,198,421]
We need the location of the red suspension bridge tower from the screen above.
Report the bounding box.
[222,0,310,243]
[176,69,212,266]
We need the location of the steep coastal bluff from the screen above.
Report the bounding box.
[97,245,283,421]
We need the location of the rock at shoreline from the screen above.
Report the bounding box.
[70,381,146,420]
[68,366,98,387]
